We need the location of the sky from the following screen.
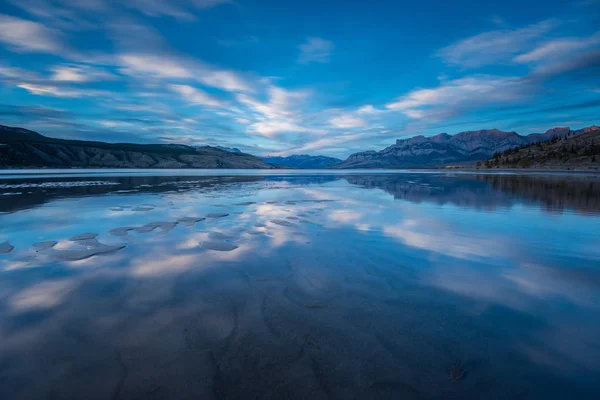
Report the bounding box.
[0,0,599,158]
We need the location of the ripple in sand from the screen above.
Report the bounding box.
[205,213,229,219]
[136,222,177,234]
[132,206,154,212]
[254,222,267,228]
[270,219,298,228]
[199,240,238,251]
[74,238,101,247]
[70,233,98,241]
[33,241,57,251]
[0,241,14,254]
[109,227,136,237]
[208,232,235,240]
[298,219,323,227]
[235,201,255,206]
[177,217,206,227]
[285,216,299,220]
[52,243,126,261]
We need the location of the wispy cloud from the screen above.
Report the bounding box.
[169,84,225,107]
[122,0,232,20]
[298,37,334,64]
[329,114,367,129]
[16,83,108,98]
[515,31,600,64]
[386,75,528,119]
[50,64,117,82]
[0,14,65,54]
[436,19,557,68]
[236,86,321,138]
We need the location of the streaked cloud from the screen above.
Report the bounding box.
[51,64,117,82]
[169,84,225,107]
[436,19,557,67]
[329,114,367,129]
[386,76,527,119]
[515,31,600,64]
[0,14,65,54]
[298,37,334,64]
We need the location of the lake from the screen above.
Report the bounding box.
[0,170,599,399]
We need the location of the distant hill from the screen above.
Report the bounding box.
[0,125,273,169]
[336,126,577,168]
[261,154,342,169]
[215,146,241,153]
[481,126,600,169]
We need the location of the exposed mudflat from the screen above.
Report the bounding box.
[0,172,599,400]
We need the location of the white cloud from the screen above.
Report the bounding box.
[0,65,40,80]
[249,120,319,138]
[200,69,250,92]
[386,75,525,119]
[0,14,64,54]
[51,64,116,82]
[356,105,385,115]
[329,114,367,129]
[169,84,224,107]
[515,32,600,64]
[119,53,251,92]
[273,131,372,156]
[121,0,232,20]
[236,85,321,138]
[17,83,105,98]
[298,37,334,64]
[436,19,557,67]
[119,54,193,79]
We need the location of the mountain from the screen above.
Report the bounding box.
[0,125,273,169]
[337,127,576,168]
[261,154,342,169]
[482,126,600,169]
[216,146,241,153]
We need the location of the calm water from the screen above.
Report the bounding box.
[0,171,599,399]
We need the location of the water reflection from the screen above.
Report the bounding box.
[0,172,599,399]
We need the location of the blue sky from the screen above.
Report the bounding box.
[0,0,599,158]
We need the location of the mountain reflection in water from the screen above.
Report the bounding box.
[0,171,599,400]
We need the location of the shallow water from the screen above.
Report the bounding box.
[0,171,599,399]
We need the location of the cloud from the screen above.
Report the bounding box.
[169,84,224,107]
[386,75,528,119]
[0,65,40,81]
[248,121,319,138]
[298,37,334,64]
[11,0,232,25]
[235,85,321,138]
[118,53,251,92]
[329,114,367,129]
[356,105,385,115]
[0,14,65,54]
[530,49,600,80]
[436,19,557,68]
[515,32,600,64]
[50,64,117,82]
[17,83,106,98]
[121,0,232,20]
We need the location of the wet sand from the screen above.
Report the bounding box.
[0,172,599,399]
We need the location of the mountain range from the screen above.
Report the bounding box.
[336,127,583,168]
[0,125,272,169]
[1,123,599,169]
[483,126,599,169]
[261,154,342,169]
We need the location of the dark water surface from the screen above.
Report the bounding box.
[0,171,599,399]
